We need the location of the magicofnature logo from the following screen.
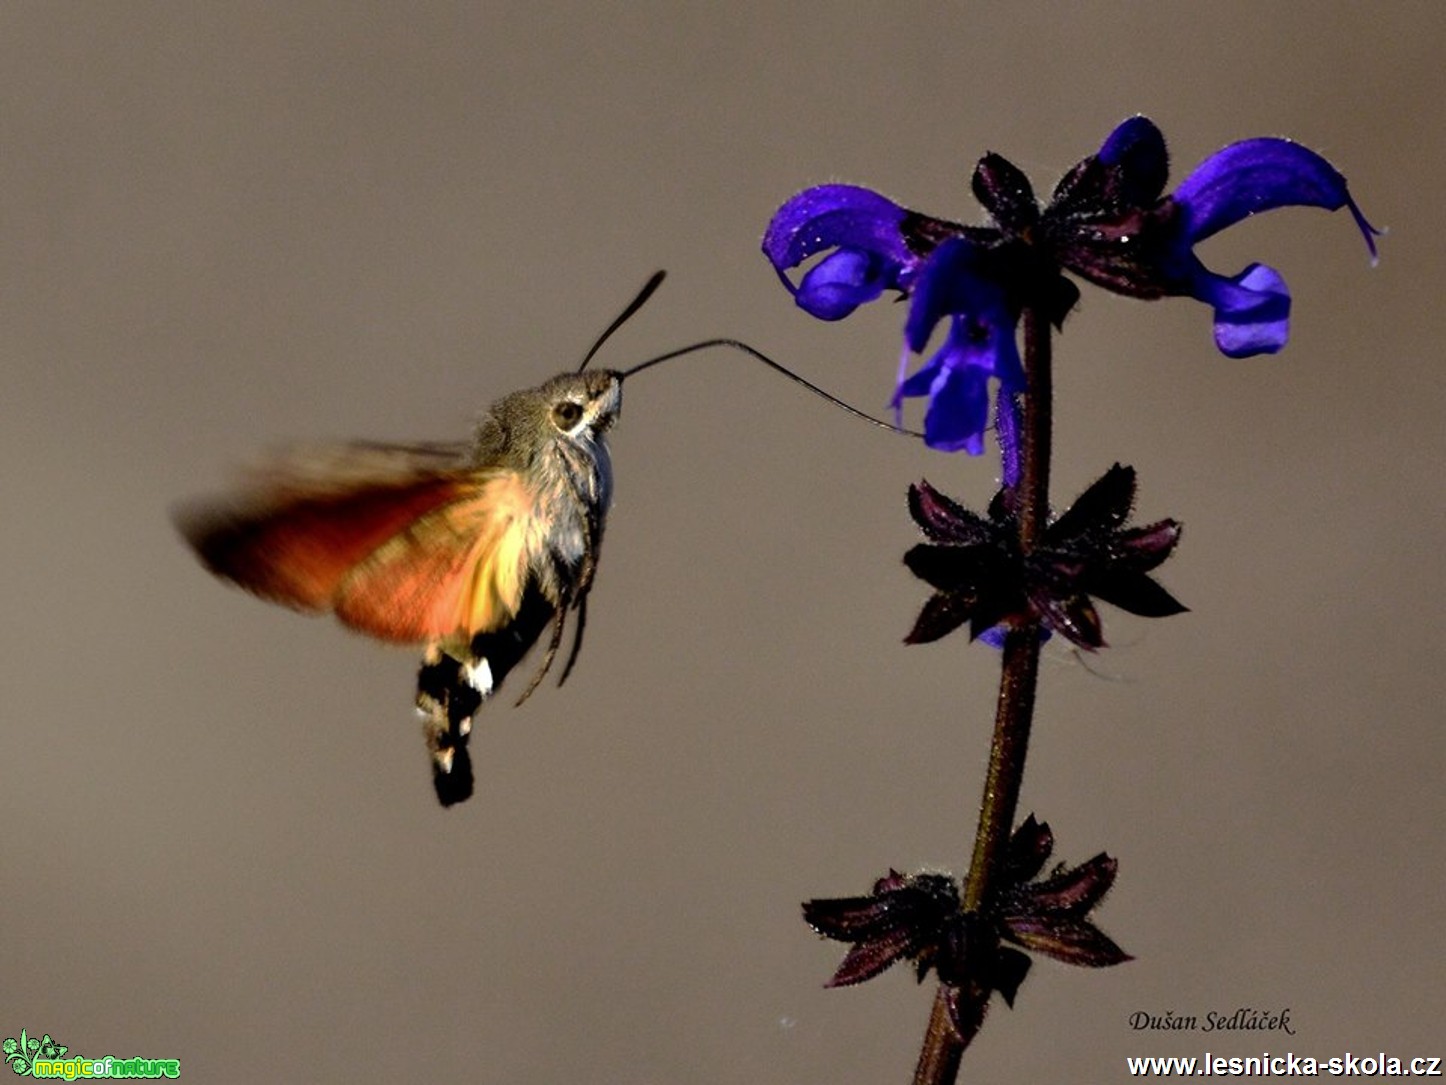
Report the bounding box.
[3,1030,178,1079]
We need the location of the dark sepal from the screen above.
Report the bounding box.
[827,927,916,987]
[1088,569,1188,619]
[966,584,1026,644]
[1003,813,1055,885]
[999,849,1132,968]
[1050,466,1186,640]
[1001,913,1132,968]
[905,590,979,645]
[904,469,1182,649]
[803,871,962,988]
[972,152,1040,237]
[1029,588,1105,650]
[909,480,994,544]
[1042,272,1082,330]
[1047,199,1181,301]
[898,210,981,261]
[1112,519,1185,574]
[904,542,989,593]
[1050,118,1169,219]
[991,946,1033,1008]
[1048,463,1137,542]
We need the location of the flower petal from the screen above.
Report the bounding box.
[1173,138,1379,259]
[977,623,1057,650]
[923,358,991,454]
[795,249,889,320]
[894,240,1024,454]
[903,238,1011,355]
[762,184,920,317]
[1191,262,1292,357]
[894,352,944,402]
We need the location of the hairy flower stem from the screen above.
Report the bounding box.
[913,306,1052,1085]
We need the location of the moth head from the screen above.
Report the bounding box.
[479,369,623,467]
[544,369,623,439]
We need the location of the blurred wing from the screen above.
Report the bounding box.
[332,470,538,643]
[179,443,544,645]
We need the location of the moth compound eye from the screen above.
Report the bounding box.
[551,401,584,430]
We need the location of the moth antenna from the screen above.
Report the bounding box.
[620,338,922,438]
[578,270,668,372]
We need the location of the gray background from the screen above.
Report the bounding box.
[3,3,1441,1082]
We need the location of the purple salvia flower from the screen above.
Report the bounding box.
[1153,133,1380,356]
[761,184,917,320]
[890,238,1025,453]
[762,116,1378,453]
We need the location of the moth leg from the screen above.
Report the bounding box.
[512,599,569,707]
[557,589,588,687]
[416,645,482,807]
[550,478,602,690]
[463,581,561,711]
[573,500,605,598]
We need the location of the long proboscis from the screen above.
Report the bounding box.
[620,339,921,438]
[579,269,919,438]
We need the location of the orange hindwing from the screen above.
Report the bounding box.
[179,446,543,647]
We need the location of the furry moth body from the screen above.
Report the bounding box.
[179,369,622,806]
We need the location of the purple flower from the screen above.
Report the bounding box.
[761,185,916,320]
[763,116,1378,452]
[1057,117,1381,357]
[763,186,1021,454]
[892,239,1025,454]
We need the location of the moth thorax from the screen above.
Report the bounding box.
[529,434,611,565]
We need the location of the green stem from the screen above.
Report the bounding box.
[912,306,1052,1085]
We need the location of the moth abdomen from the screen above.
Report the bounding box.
[417,583,560,807]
